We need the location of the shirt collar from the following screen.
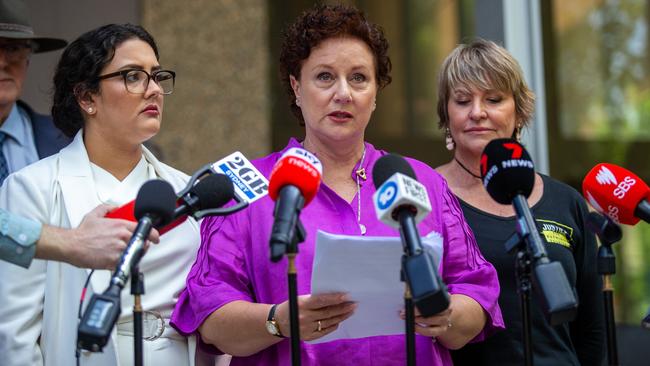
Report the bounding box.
[0,103,30,146]
[286,137,381,185]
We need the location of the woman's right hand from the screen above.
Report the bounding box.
[276,293,357,341]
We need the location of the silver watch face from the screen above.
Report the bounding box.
[266,320,279,335]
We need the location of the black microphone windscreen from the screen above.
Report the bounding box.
[134,179,176,225]
[586,211,622,244]
[372,153,416,189]
[189,174,235,209]
[481,138,535,204]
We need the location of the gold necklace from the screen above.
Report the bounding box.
[301,140,367,235]
[355,145,367,235]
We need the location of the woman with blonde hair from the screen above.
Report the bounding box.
[435,39,604,365]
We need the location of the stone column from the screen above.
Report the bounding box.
[142,0,271,172]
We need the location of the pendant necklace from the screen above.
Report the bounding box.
[301,140,368,235]
[355,145,367,235]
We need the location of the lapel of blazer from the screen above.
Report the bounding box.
[55,132,114,293]
[57,132,97,227]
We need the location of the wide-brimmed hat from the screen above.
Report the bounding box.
[0,0,67,53]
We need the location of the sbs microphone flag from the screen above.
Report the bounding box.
[582,163,650,225]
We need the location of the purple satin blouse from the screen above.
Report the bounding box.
[172,139,503,365]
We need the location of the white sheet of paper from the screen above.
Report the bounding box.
[308,230,444,344]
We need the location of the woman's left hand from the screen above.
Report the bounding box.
[401,307,453,338]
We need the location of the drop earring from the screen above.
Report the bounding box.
[445,127,455,151]
[515,123,522,142]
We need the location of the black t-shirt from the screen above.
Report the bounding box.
[451,175,605,366]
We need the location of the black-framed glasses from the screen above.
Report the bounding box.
[0,41,34,63]
[97,69,176,95]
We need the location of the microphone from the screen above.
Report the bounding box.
[586,211,622,247]
[171,173,235,219]
[372,154,449,316]
[106,172,240,233]
[482,138,577,325]
[582,163,650,225]
[78,179,176,351]
[268,147,322,262]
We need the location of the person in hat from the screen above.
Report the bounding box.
[0,0,71,178]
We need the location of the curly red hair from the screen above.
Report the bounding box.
[279,4,392,125]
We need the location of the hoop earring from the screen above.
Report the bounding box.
[445,127,455,151]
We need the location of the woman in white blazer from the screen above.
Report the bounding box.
[0,24,215,366]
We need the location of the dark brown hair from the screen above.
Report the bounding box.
[279,4,392,125]
[52,24,159,137]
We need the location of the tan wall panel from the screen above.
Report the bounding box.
[142,0,271,173]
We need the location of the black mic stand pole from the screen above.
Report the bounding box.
[398,210,420,366]
[504,229,534,366]
[397,210,420,366]
[131,267,145,366]
[587,212,621,366]
[397,209,449,366]
[401,268,416,366]
[598,245,618,366]
[286,221,306,366]
[270,191,306,366]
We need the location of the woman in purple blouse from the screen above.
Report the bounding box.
[172,4,503,365]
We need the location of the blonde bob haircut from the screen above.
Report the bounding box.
[436,38,535,130]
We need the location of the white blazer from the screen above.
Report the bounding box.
[0,132,214,366]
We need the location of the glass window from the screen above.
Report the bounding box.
[544,0,650,324]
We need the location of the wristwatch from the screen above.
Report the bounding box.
[265,304,285,338]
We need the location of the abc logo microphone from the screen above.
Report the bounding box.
[373,155,431,229]
[372,154,449,316]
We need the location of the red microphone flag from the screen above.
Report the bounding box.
[268,147,323,205]
[582,163,650,225]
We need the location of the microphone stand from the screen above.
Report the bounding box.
[586,212,622,365]
[398,209,418,366]
[396,209,449,366]
[504,195,579,366]
[286,221,306,366]
[504,233,534,366]
[598,245,618,366]
[131,268,144,366]
[401,269,416,366]
[270,188,306,366]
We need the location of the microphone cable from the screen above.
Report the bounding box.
[75,269,95,366]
